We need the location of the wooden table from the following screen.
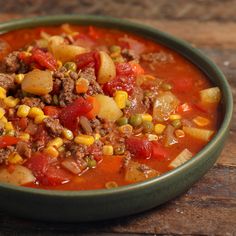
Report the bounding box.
[0,1,235,235]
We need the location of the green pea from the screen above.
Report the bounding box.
[87,158,97,168]
[171,119,182,129]
[64,62,77,72]
[161,83,172,91]
[125,100,131,107]
[53,95,59,105]
[142,121,154,133]
[116,117,128,126]
[110,45,121,53]
[129,114,143,127]
[114,145,125,155]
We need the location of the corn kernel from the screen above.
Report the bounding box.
[0,116,7,124]
[193,116,210,127]
[147,134,158,141]
[62,128,74,140]
[57,60,63,68]
[47,137,63,148]
[34,115,47,124]
[8,153,23,164]
[44,146,59,158]
[19,132,30,142]
[114,90,128,109]
[175,129,185,138]
[169,114,181,121]
[154,124,166,135]
[118,124,133,135]
[94,133,101,141]
[0,108,5,119]
[29,107,44,118]
[141,113,153,122]
[17,105,30,118]
[5,122,14,131]
[0,86,6,99]
[74,135,95,146]
[4,96,19,108]
[15,74,25,84]
[102,145,114,155]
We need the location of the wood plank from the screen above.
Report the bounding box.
[0,165,235,235]
[1,0,236,22]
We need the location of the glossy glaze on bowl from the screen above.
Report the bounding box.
[0,15,233,222]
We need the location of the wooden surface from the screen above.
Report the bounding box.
[0,0,235,235]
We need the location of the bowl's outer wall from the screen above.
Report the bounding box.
[0,15,232,222]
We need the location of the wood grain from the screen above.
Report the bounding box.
[0,1,235,235]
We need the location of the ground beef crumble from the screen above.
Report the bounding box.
[43,117,63,136]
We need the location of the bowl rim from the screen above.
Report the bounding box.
[0,14,233,197]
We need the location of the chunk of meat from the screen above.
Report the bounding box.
[43,117,63,136]
[0,147,12,164]
[141,51,174,64]
[0,73,15,90]
[2,51,20,73]
[124,160,159,183]
[16,141,31,158]
[21,97,45,108]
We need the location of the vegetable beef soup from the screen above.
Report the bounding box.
[0,24,221,190]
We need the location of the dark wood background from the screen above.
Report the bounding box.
[0,0,235,235]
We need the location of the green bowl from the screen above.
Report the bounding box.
[0,15,233,222]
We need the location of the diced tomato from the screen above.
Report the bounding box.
[85,96,100,119]
[98,156,123,174]
[31,48,57,71]
[103,62,136,96]
[193,103,209,113]
[18,117,28,130]
[172,77,193,93]
[88,26,100,39]
[126,137,152,159]
[75,51,100,74]
[33,124,48,145]
[151,141,168,161]
[129,62,144,76]
[0,136,19,148]
[25,152,50,178]
[59,97,93,131]
[41,166,72,186]
[43,106,61,118]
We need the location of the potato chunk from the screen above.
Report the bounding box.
[125,160,159,183]
[95,94,122,121]
[97,51,116,84]
[22,69,53,95]
[183,126,214,141]
[200,87,221,104]
[0,165,35,186]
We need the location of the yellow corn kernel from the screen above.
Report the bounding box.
[28,107,44,118]
[0,86,6,99]
[114,90,128,109]
[147,134,158,141]
[15,74,25,84]
[74,135,95,146]
[118,124,133,135]
[141,113,153,122]
[175,129,185,138]
[94,133,101,141]
[6,130,15,136]
[169,114,181,121]
[0,116,8,124]
[17,105,30,118]
[4,96,19,108]
[154,124,166,135]
[102,145,114,155]
[193,116,210,127]
[34,115,47,124]
[5,122,14,131]
[0,108,5,119]
[57,60,63,68]
[8,153,23,164]
[62,128,74,140]
[18,132,30,142]
[44,146,59,158]
[47,137,63,148]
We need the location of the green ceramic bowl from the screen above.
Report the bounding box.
[0,15,233,222]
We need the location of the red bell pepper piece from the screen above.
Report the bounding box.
[59,97,93,131]
[31,48,57,71]
[126,137,152,159]
[0,136,19,148]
